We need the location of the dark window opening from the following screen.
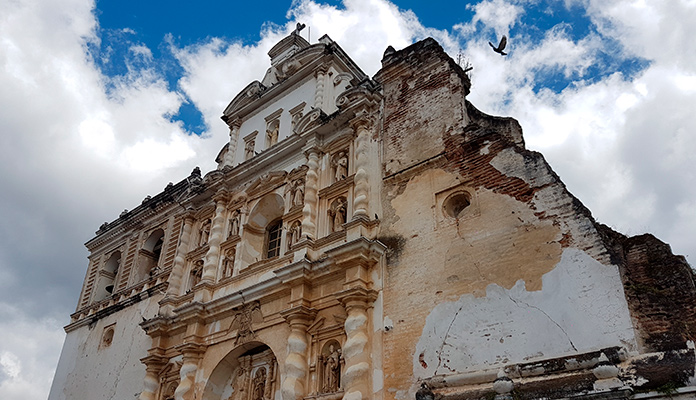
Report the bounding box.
[266,220,282,259]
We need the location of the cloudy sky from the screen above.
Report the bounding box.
[1,0,694,398]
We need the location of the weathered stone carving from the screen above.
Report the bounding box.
[332,151,349,182]
[292,179,305,207]
[266,121,279,148]
[222,248,235,278]
[245,138,255,160]
[252,367,266,400]
[291,110,303,133]
[229,210,241,237]
[189,260,203,290]
[232,302,262,345]
[288,221,302,249]
[199,219,211,247]
[329,197,347,233]
[321,343,342,393]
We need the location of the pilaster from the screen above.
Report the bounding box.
[351,111,373,219]
[280,305,317,400]
[163,212,195,315]
[173,343,206,400]
[314,66,328,110]
[336,288,378,400]
[302,148,320,241]
[138,355,166,400]
[202,191,228,284]
[225,119,242,166]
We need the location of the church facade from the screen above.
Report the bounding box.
[49,32,696,400]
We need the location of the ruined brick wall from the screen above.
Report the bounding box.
[599,225,696,353]
[373,38,696,399]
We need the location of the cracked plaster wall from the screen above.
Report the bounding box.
[414,247,636,378]
[48,296,161,400]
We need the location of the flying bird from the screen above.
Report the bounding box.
[489,35,507,56]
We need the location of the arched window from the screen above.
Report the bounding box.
[241,193,285,268]
[134,228,165,283]
[94,251,121,302]
[265,219,282,259]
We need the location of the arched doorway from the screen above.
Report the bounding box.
[202,342,279,400]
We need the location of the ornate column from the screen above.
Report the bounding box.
[351,112,372,219]
[314,67,327,110]
[202,192,227,283]
[337,288,377,400]
[167,214,195,297]
[301,149,320,240]
[280,306,316,400]
[224,119,241,167]
[139,355,166,400]
[174,343,206,400]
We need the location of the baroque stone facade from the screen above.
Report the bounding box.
[49,32,696,400]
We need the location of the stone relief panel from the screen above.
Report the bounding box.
[231,302,263,345]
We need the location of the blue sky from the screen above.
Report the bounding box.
[90,0,646,134]
[1,1,695,399]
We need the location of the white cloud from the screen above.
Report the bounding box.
[0,305,64,400]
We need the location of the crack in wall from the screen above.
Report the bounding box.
[434,304,465,375]
[506,293,578,352]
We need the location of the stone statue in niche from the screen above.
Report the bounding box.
[329,198,347,232]
[190,260,203,289]
[229,210,240,237]
[266,122,279,147]
[252,368,266,400]
[332,151,348,182]
[223,248,235,278]
[292,179,304,207]
[291,111,303,133]
[245,139,255,160]
[322,344,342,393]
[199,219,211,247]
[288,221,302,249]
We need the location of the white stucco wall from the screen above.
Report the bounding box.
[48,296,161,400]
[413,248,637,378]
[234,79,315,164]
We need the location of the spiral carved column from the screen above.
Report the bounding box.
[225,120,241,167]
[338,288,376,400]
[138,356,165,400]
[280,306,316,400]
[301,149,320,240]
[202,193,227,283]
[174,344,205,400]
[314,67,327,110]
[351,115,371,219]
[167,215,194,297]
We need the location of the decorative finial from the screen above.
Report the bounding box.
[293,22,306,36]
